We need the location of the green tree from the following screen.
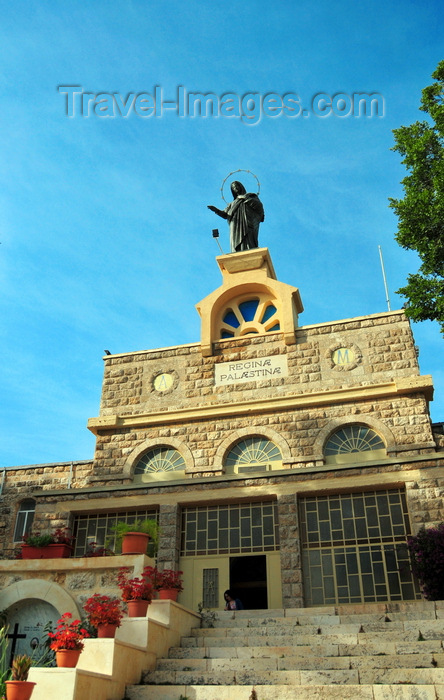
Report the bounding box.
[389,60,444,333]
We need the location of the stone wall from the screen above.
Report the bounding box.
[98,311,419,418]
[0,555,149,616]
[0,461,94,555]
[91,392,435,479]
[90,309,433,480]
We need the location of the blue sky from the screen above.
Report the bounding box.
[1,0,443,467]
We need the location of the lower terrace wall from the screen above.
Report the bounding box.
[0,555,151,618]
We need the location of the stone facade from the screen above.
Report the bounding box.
[1,248,443,617]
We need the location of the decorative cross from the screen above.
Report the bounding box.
[7,623,26,667]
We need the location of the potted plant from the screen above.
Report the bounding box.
[158,569,184,601]
[144,566,183,601]
[111,519,159,555]
[117,566,153,617]
[0,626,10,700]
[21,529,74,559]
[83,594,123,638]
[5,655,35,700]
[47,613,90,667]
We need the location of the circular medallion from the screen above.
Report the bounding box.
[326,342,362,371]
[332,347,356,366]
[153,373,174,392]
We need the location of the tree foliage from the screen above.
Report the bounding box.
[389,60,444,333]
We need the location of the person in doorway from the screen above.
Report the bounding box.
[223,589,244,610]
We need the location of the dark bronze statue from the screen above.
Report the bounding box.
[208,181,264,253]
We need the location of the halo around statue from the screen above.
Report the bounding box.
[221,169,261,203]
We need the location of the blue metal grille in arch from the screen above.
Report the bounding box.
[221,298,280,339]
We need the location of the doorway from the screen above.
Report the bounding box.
[229,554,267,609]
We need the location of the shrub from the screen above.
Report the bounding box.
[407,523,444,600]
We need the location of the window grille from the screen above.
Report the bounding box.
[225,438,282,468]
[220,296,280,339]
[203,568,219,608]
[72,508,158,557]
[181,501,279,556]
[325,425,385,456]
[134,447,185,474]
[299,489,420,605]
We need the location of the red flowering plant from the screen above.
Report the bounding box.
[143,566,162,590]
[83,594,124,628]
[48,612,90,651]
[85,542,114,557]
[407,523,444,600]
[117,567,154,602]
[53,528,74,545]
[156,569,184,592]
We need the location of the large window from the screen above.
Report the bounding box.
[72,508,158,556]
[299,489,420,606]
[13,499,35,543]
[181,501,280,556]
[324,425,386,464]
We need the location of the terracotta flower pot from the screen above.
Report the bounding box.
[55,649,82,667]
[121,532,149,555]
[5,681,36,700]
[127,599,149,617]
[158,588,179,601]
[21,543,73,559]
[97,623,118,638]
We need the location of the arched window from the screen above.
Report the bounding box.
[224,437,282,474]
[134,446,186,481]
[13,499,36,543]
[324,425,386,464]
[220,296,280,339]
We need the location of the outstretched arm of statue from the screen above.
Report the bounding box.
[207,205,228,220]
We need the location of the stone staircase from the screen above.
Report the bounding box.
[125,601,444,700]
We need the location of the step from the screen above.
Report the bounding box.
[168,641,443,659]
[210,611,439,627]
[125,603,444,699]
[182,633,359,647]
[142,668,361,685]
[192,619,444,637]
[191,622,407,634]
[156,652,444,672]
[126,683,444,699]
[182,631,438,648]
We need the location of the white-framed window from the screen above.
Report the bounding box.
[13,499,36,543]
